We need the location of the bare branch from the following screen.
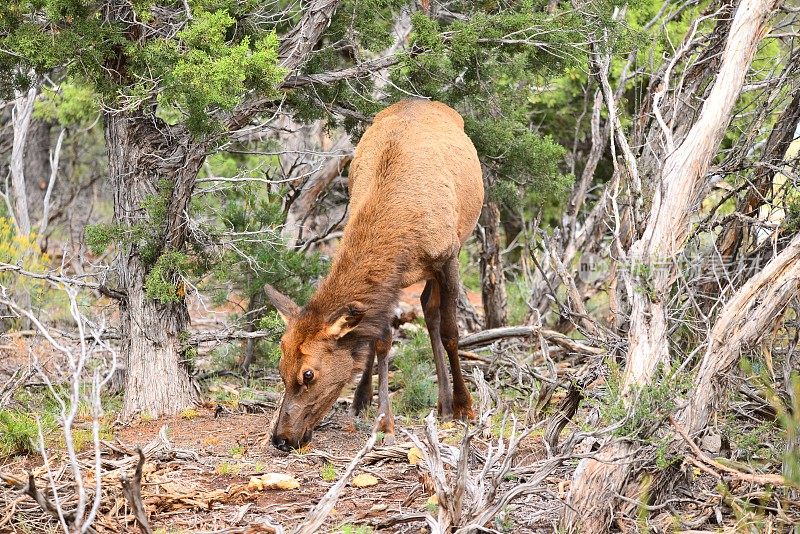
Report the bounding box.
[119,448,153,534]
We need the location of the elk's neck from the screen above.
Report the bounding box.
[308,241,404,330]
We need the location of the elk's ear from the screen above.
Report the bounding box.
[264,284,300,324]
[325,302,367,339]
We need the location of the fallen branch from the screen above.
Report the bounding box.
[21,473,77,524]
[669,416,796,488]
[0,263,126,300]
[458,325,604,355]
[119,449,152,533]
[187,330,279,344]
[291,416,384,534]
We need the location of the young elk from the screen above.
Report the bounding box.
[266,99,483,451]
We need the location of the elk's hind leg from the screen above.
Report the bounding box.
[351,350,374,416]
[437,256,475,421]
[421,279,454,420]
[375,326,396,444]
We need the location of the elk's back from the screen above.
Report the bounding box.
[345,100,483,285]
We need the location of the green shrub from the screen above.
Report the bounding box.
[600,360,692,440]
[0,409,53,456]
[393,330,438,417]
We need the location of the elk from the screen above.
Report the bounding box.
[266,99,483,451]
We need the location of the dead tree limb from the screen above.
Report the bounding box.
[120,448,152,534]
[670,416,798,488]
[564,1,780,531]
[282,134,354,248]
[19,473,76,524]
[0,262,126,300]
[9,82,36,236]
[291,418,383,534]
[678,232,800,434]
[458,325,604,355]
[224,0,343,132]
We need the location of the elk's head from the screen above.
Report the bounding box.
[265,285,367,452]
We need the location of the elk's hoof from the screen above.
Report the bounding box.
[437,402,454,421]
[381,432,396,446]
[454,406,476,422]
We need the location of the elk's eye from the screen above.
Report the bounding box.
[303,370,314,384]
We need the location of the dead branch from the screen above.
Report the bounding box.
[458,325,604,355]
[565,1,781,530]
[9,81,36,235]
[119,448,152,534]
[187,330,278,344]
[282,133,354,248]
[669,416,797,488]
[679,232,800,434]
[0,262,126,300]
[280,55,401,89]
[291,417,383,534]
[401,369,551,533]
[224,0,343,132]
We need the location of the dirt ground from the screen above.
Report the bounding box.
[105,403,559,533]
[0,403,562,533]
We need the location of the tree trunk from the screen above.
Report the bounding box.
[477,172,507,329]
[456,283,482,334]
[9,84,36,236]
[105,113,197,418]
[239,287,267,373]
[563,1,778,530]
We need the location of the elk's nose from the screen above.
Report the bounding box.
[271,434,292,452]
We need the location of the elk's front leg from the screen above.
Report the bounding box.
[351,350,374,416]
[375,328,395,444]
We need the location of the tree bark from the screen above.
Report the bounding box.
[9,84,36,236]
[456,283,482,334]
[563,1,778,530]
[106,113,197,418]
[678,233,800,434]
[477,172,507,329]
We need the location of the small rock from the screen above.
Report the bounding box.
[352,473,379,487]
[701,433,722,454]
[249,473,299,491]
[407,446,423,465]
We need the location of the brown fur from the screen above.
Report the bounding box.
[268,99,483,451]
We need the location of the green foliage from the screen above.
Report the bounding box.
[1,2,285,134]
[507,278,531,325]
[0,409,52,456]
[339,525,372,534]
[493,506,516,533]
[320,462,337,482]
[144,250,189,304]
[34,81,100,126]
[216,461,241,475]
[780,375,800,485]
[84,224,123,255]
[384,3,626,211]
[196,170,327,313]
[392,330,437,416]
[1,385,118,457]
[783,188,800,233]
[600,359,692,440]
[156,10,284,133]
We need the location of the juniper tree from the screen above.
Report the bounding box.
[1,0,619,416]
